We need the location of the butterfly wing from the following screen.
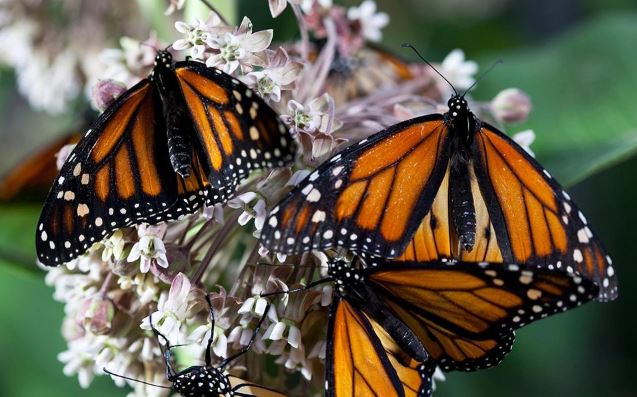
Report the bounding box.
[472,124,616,301]
[228,376,286,397]
[260,115,450,257]
[174,61,295,193]
[36,81,214,266]
[326,46,414,103]
[0,133,81,201]
[367,260,598,371]
[326,297,431,397]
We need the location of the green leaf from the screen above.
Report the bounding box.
[0,204,41,277]
[475,13,637,186]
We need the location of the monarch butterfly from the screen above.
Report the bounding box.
[0,132,81,201]
[36,49,295,267]
[324,45,415,103]
[291,258,596,396]
[105,294,285,397]
[260,79,617,302]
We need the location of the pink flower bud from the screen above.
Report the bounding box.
[76,295,114,335]
[491,88,532,124]
[91,79,126,112]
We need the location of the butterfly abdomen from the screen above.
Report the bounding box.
[449,152,476,253]
[154,60,195,178]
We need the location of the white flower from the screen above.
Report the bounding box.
[347,1,389,42]
[16,48,81,114]
[101,229,126,263]
[189,324,229,359]
[512,129,536,157]
[283,94,333,135]
[439,49,478,92]
[165,0,186,15]
[206,17,272,75]
[228,192,267,231]
[141,273,193,343]
[244,48,303,102]
[127,224,168,273]
[264,320,302,349]
[300,0,333,13]
[173,12,224,59]
[432,366,446,391]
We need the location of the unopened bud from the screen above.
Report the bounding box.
[491,88,531,124]
[77,295,114,334]
[91,79,126,112]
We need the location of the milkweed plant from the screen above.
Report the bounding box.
[1,0,535,395]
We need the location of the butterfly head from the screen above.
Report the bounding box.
[447,95,469,117]
[154,50,173,70]
[328,260,365,295]
[171,365,233,396]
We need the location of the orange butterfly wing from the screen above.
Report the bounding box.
[325,46,414,104]
[367,261,598,371]
[261,115,450,258]
[174,61,295,192]
[0,133,80,201]
[472,125,616,301]
[326,297,430,397]
[36,81,213,266]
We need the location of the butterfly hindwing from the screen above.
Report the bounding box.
[326,297,430,397]
[174,60,295,191]
[261,115,450,257]
[365,260,598,371]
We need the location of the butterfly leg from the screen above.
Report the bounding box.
[204,293,216,367]
[149,313,177,379]
[219,302,272,369]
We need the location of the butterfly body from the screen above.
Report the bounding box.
[322,260,433,397]
[170,365,233,397]
[327,260,429,362]
[38,50,295,266]
[150,51,197,178]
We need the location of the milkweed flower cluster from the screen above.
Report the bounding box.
[18,0,535,395]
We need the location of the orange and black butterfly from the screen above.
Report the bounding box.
[324,45,415,103]
[317,258,597,396]
[260,89,617,302]
[37,50,295,266]
[0,133,81,201]
[105,295,285,397]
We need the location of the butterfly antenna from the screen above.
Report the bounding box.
[102,368,172,389]
[402,43,457,95]
[199,0,229,25]
[461,59,503,97]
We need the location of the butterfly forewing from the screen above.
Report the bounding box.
[472,125,616,300]
[261,115,450,258]
[37,81,194,266]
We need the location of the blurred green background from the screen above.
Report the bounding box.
[1,0,636,396]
